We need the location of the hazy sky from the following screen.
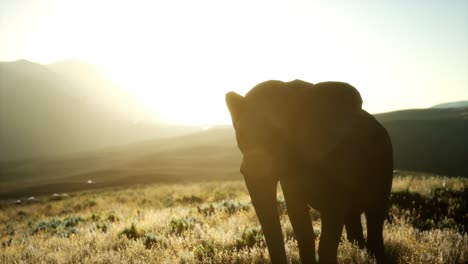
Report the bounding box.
[1,0,467,125]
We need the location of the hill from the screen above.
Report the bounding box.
[46,60,155,122]
[431,100,468,109]
[1,65,467,198]
[374,107,468,122]
[0,60,199,161]
[0,126,241,198]
[375,108,468,177]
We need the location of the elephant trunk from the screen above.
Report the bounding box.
[244,173,286,263]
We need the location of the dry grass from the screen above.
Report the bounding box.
[1,173,467,263]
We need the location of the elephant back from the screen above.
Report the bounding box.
[289,81,365,162]
[243,80,367,162]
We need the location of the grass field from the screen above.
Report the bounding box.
[1,173,467,263]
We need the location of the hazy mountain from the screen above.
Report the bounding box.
[47,60,155,122]
[1,106,467,198]
[375,108,468,178]
[374,107,468,123]
[0,60,199,161]
[431,101,468,109]
[1,66,467,198]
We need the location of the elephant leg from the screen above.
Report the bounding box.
[318,212,344,264]
[344,212,365,248]
[365,210,386,263]
[281,181,316,263]
[244,177,287,264]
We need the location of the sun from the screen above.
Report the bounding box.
[102,61,233,126]
[150,93,232,126]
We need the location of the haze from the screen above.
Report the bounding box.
[1,0,467,125]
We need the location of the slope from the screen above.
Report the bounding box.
[375,107,468,177]
[0,126,241,198]
[0,60,199,161]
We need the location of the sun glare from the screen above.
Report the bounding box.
[1,0,467,126]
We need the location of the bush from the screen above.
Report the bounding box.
[119,223,141,240]
[193,241,216,261]
[2,223,15,237]
[218,200,250,215]
[197,204,215,216]
[31,219,62,234]
[144,233,167,249]
[17,210,28,219]
[96,223,108,233]
[169,217,199,235]
[63,216,84,227]
[390,187,468,231]
[144,233,160,249]
[90,214,100,221]
[30,216,84,237]
[176,195,203,204]
[107,213,119,223]
[235,227,264,249]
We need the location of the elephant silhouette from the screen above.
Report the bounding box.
[225,80,393,264]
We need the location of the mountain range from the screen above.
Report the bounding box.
[431,101,468,109]
[1,60,467,198]
[0,60,199,161]
[375,107,468,178]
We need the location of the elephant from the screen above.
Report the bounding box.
[225,80,393,264]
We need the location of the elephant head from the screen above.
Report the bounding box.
[225,81,290,263]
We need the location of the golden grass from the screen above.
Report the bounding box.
[1,174,467,263]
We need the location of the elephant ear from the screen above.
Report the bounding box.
[225,92,245,127]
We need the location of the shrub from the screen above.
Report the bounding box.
[119,223,141,240]
[30,216,84,237]
[197,204,215,216]
[144,233,167,249]
[193,241,216,261]
[84,200,97,207]
[31,219,62,234]
[1,237,12,248]
[63,216,84,227]
[96,223,108,233]
[17,211,28,219]
[61,227,78,238]
[2,223,15,237]
[235,227,264,249]
[176,195,203,204]
[390,187,467,231]
[90,214,100,221]
[72,199,97,211]
[107,213,119,223]
[219,200,250,215]
[169,217,199,235]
